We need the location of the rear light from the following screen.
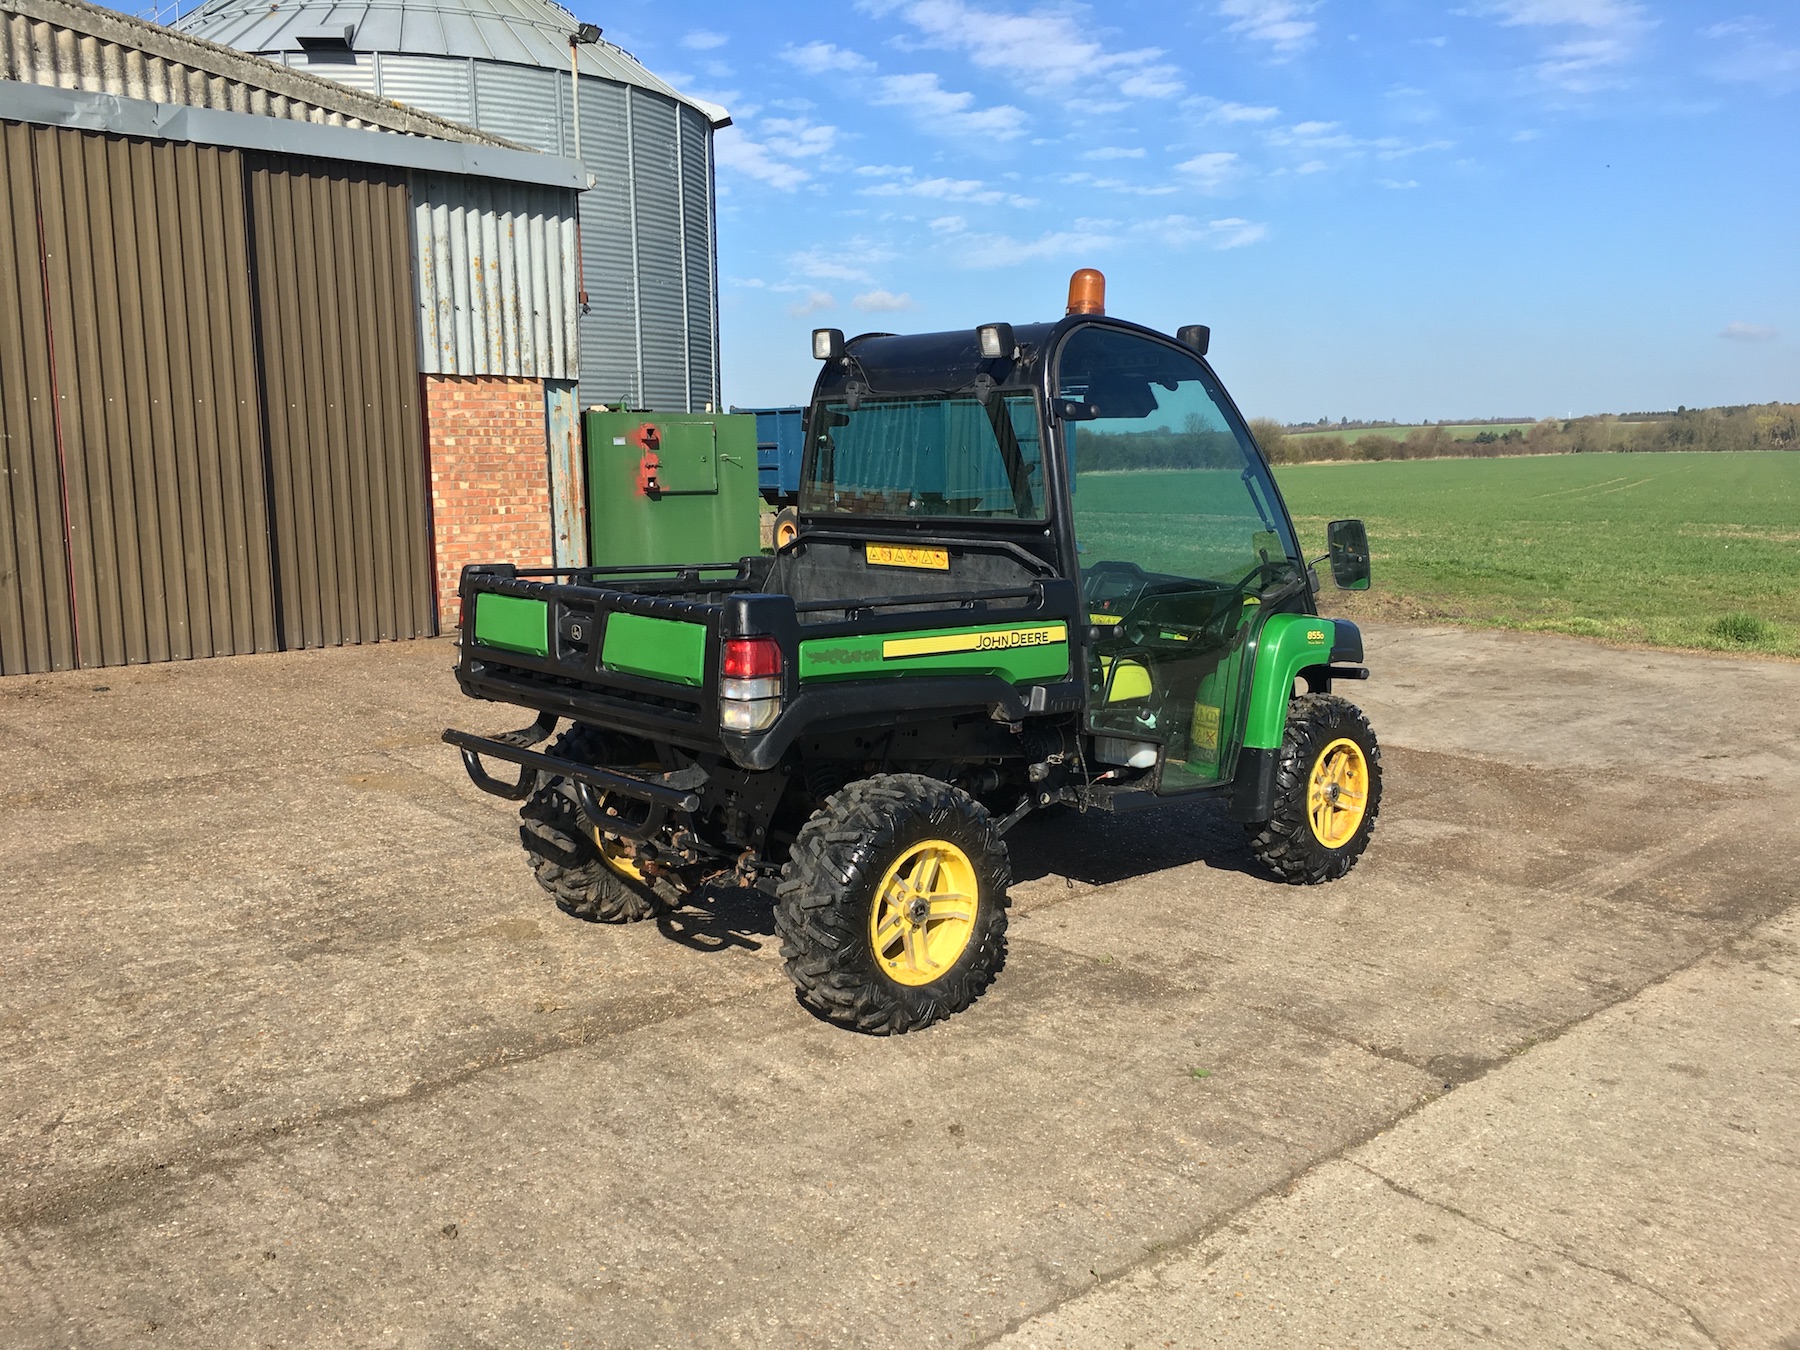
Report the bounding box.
[721,636,783,732]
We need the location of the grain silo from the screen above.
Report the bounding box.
[175,0,728,414]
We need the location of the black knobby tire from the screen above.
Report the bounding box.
[775,774,1010,1035]
[1245,693,1383,885]
[518,724,675,923]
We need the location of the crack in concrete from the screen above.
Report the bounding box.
[974,896,1797,1349]
[0,971,788,1233]
[1346,1160,1723,1349]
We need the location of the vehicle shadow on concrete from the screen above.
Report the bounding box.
[655,795,1269,955]
[657,882,779,952]
[1004,797,1265,886]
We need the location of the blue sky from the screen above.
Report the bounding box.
[586,1,1797,422]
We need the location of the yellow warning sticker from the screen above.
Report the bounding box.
[882,624,1067,660]
[867,544,950,571]
[1190,703,1221,753]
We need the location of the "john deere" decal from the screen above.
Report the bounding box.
[882,625,1067,660]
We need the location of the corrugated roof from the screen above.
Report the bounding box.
[174,0,729,124]
[1,0,519,142]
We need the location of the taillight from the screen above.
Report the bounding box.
[721,636,783,732]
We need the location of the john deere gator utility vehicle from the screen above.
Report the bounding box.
[445,269,1381,1034]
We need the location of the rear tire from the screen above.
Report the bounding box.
[776,774,1010,1034]
[518,724,677,922]
[1244,694,1382,885]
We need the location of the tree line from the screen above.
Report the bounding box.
[1248,402,1800,465]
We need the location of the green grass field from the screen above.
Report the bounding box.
[1272,451,1800,657]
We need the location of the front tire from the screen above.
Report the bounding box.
[1245,694,1382,884]
[518,724,676,922]
[776,774,1010,1034]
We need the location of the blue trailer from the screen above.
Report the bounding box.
[731,405,805,506]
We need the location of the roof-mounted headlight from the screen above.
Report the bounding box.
[812,328,845,361]
[976,322,1015,360]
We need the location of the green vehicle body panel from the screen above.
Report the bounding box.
[472,594,549,657]
[1241,613,1335,749]
[799,621,1071,685]
[601,612,708,686]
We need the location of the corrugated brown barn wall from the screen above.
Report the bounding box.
[0,120,74,675]
[246,155,435,649]
[0,121,439,674]
[32,124,278,666]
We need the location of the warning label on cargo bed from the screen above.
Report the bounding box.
[866,544,950,571]
[882,625,1067,660]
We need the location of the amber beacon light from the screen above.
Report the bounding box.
[1065,267,1106,316]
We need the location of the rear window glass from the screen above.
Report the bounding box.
[800,394,1046,520]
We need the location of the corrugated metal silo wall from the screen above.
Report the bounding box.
[629,88,687,413]
[560,74,641,409]
[679,103,717,412]
[370,52,475,126]
[279,49,722,414]
[411,170,578,379]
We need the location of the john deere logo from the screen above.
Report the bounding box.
[1307,629,1326,643]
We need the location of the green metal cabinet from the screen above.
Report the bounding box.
[584,410,763,568]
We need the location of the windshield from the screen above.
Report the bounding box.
[1058,327,1298,587]
[800,393,1046,520]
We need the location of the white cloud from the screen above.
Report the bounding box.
[714,127,811,191]
[871,0,1185,99]
[1140,215,1269,249]
[1083,146,1147,161]
[681,30,728,50]
[1296,159,1328,173]
[862,175,1036,206]
[1483,0,1653,92]
[760,118,838,159]
[1175,151,1242,191]
[1057,171,1179,197]
[930,215,967,233]
[1212,100,1282,123]
[853,289,918,312]
[1378,178,1420,189]
[1217,0,1319,52]
[1720,322,1777,342]
[782,42,876,74]
[1700,20,1800,92]
[944,228,1117,268]
[787,291,837,318]
[871,72,1028,140]
[789,242,895,284]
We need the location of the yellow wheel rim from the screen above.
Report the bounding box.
[1306,737,1370,849]
[868,839,978,987]
[776,518,799,548]
[593,830,646,882]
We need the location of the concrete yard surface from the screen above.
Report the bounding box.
[1,624,1797,1347]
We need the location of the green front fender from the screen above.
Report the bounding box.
[1241,613,1335,750]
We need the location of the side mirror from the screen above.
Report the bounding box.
[1327,519,1370,591]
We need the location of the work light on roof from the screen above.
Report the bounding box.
[812,328,846,361]
[977,322,1015,360]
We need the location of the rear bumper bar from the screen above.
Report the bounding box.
[442,718,705,840]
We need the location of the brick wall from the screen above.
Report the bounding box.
[423,374,552,620]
